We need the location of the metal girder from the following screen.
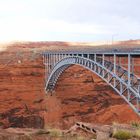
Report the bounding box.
[43,52,140,115]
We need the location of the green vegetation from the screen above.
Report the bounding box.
[131,121,140,129]
[113,130,133,140]
[48,128,63,137]
[35,129,49,135]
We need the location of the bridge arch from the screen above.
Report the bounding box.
[45,56,140,115]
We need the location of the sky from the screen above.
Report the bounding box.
[0,0,140,42]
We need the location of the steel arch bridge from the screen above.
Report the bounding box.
[43,50,140,115]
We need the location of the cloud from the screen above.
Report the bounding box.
[0,17,112,41]
[0,0,140,41]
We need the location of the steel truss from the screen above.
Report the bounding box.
[43,52,140,115]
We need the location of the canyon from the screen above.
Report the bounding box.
[0,41,139,129]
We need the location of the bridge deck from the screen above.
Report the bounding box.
[43,49,140,55]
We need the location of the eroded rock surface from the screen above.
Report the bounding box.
[0,42,139,129]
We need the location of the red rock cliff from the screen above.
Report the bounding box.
[0,42,139,129]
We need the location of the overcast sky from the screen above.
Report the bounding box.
[0,0,140,42]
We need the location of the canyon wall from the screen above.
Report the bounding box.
[0,42,139,129]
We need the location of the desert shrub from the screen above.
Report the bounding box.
[113,130,133,140]
[35,129,49,135]
[131,121,140,129]
[64,135,87,140]
[49,128,63,137]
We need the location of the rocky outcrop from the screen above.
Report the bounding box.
[8,115,44,128]
[66,122,139,140]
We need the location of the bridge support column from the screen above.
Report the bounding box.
[87,54,89,59]
[55,54,58,64]
[131,57,134,86]
[51,54,54,69]
[47,54,49,80]
[48,54,50,75]
[128,54,131,87]
[114,54,116,87]
[58,54,60,61]
[118,56,121,72]
[43,54,47,82]
[131,57,134,74]
[52,54,55,68]
[94,54,97,71]
[102,54,105,77]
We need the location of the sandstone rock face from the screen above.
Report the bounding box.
[8,115,44,128]
[0,42,139,129]
[0,51,47,128]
